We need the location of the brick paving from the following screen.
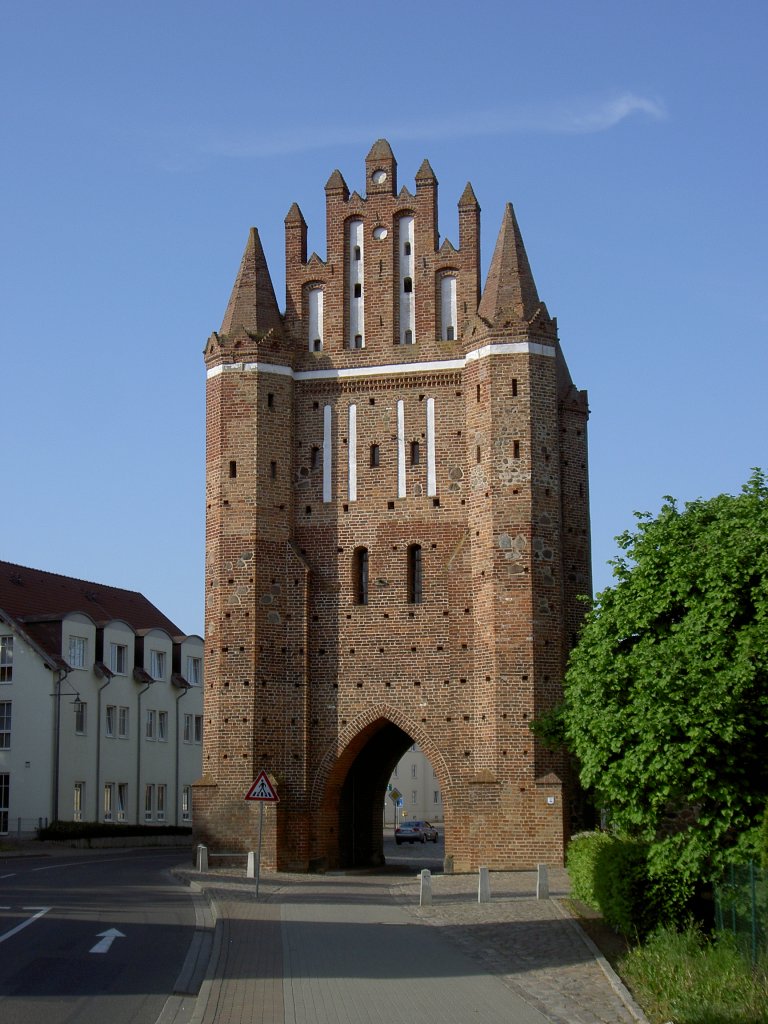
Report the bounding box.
[172,865,649,1024]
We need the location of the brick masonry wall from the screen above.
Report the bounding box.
[195,143,590,872]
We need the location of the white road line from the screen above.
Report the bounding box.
[0,906,51,944]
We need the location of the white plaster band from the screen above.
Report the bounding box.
[206,341,554,381]
[426,398,436,497]
[397,400,406,499]
[348,404,357,503]
[323,405,332,503]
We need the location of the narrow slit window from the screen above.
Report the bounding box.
[476,383,481,402]
[514,440,521,459]
[270,461,277,479]
[354,245,361,261]
[354,282,362,298]
[229,460,237,478]
[408,544,423,604]
[354,548,369,605]
[512,378,518,397]
[404,329,413,345]
[370,444,380,468]
[353,334,363,349]
[311,446,320,470]
[404,241,411,255]
[446,326,455,341]
[411,441,420,465]
[267,393,274,408]
[403,277,413,293]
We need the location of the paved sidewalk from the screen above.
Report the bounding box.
[169,865,648,1024]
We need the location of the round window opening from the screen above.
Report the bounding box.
[372,226,388,241]
[371,169,387,184]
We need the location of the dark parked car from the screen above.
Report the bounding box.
[395,820,439,844]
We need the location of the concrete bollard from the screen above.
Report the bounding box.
[478,865,491,903]
[196,843,208,872]
[536,863,549,899]
[246,851,257,878]
[419,868,433,906]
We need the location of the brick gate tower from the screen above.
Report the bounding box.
[195,141,591,871]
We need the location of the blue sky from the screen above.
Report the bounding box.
[2,1,766,636]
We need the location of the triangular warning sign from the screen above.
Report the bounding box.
[245,770,279,802]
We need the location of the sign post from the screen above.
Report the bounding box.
[245,770,279,898]
[389,787,402,834]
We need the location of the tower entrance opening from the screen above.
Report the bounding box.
[336,720,412,868]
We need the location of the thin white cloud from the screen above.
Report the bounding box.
[179,93,667,163]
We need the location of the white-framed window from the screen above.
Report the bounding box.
[0,637,12,682]
[75,701,87,735]
[0,773,8,833]
[158,711,168,742]
[183,713,192,743]
[182,785,192,822]
[0,701,10,749]
[157,784,166,822]
[118,706,129,739]
[110,642,127,675]
[411,790,417,804]
[68,636,87,669]
[117,783,128,822]
[103,783,114,821]
[194,715,203,744]
[145,709,156,740]
[74,781,85,822]
[144,784,154,822]
[149,650,166,680]
[186,656,202,686]
[105,705,116,738]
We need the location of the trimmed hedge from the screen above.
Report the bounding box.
[39,820,192,841]
[567,830,693,938]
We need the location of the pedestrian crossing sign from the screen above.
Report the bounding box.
[245,770,279,802]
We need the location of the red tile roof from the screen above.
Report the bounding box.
[0,560,183,637]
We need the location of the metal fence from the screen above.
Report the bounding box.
[0,817,49,841]
[714,861,767,965]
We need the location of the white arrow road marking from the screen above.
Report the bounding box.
[90,928,126,954]
[0,906,51,944]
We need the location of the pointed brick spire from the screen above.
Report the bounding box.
[220,228,281,337]
[366,138,397,194]
[415,158,437,183]
[478,203,540,324]
[458,181,479,208]
[324,170,349,199]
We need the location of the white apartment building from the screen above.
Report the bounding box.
[384,742,443,827]
[0,561,203,835]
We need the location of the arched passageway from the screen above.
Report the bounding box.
[337,720,413,868]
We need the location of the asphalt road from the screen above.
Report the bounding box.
[382,827,444,872]
[0,848,196,1024]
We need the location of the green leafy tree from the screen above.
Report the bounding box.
[564,470,768,884]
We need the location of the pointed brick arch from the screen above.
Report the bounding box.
[309,702,453,813]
